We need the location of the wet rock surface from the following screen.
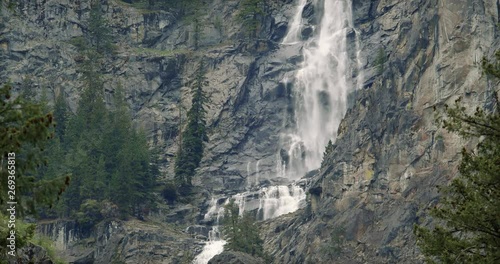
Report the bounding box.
[262,0,499,263]
[2,0,499,263]
[2,0,301,262]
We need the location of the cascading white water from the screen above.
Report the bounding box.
[258,185,306,220]
[194,1,358,262]
[193,199,227,264]
[281,0,308,44]
[283,0,352,179]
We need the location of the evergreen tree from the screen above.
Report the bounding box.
[0,84,69,258]
[59,81,155,219]
[321,139,334,168]
[61,50,108,214]
[175,61,208,190]
[0,84,69,214]
[53,89,69,140]
[414,54,500,263]
[87,2,114,55]
[237,0,266,39]
[106,88,154,216]
[222,200,264,257]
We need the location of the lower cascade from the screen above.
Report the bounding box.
[258,185,306,220]
[193,184,306,263]
[193,199,227,264]
[192,228,226,264]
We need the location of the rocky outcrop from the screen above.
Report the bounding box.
[0,0,300,195]
[262,0,499,263]
[1,0,302,260]
[15,243,55,264]
[38,219,202,263]
[208,251,265,264]
[3,0,498,263]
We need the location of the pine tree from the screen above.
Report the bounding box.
[237,0,266,39]
[414,53,500,263]
[53,89,69,140]
[87,2,114,55]
[0,84,69,258]
[222,200,264,257]
[321,139,334,168]
[175,61,208,191]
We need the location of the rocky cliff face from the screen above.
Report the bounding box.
[37,219,201,263]
[1,0,302,262]
[262,0,499,263]
[0,0,298,194]
[2,0,499,263]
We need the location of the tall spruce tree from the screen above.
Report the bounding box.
[174,61,208,191]
[106,86,154,216]
[321,139,334,168]
[53,89,69,141]
[87,2,114,55]
[414,53,500,263]
[0,84,69,258]
[222,200,264,257]
[237,0,266,39]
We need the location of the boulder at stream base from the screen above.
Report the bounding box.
[208,251,265,264]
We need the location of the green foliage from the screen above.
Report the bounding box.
[174,61,208,190]
[87,2,114,55]
[320,226,346,259]
[30,235,65,264]
[213,15,223,34]
[482,50,500,78]
[222,200,265,257]
[54,82,155,219]
[321,139,334,168]
[133,47,190,57]
[0,0,15,12]
[53,89,69,140]
[75,199,103,232]
[119,0,203,13]
[67,36,87,50]
[161,181,177,204]
[237,0,266,39]
[192,10,202,50]
[0,84,69,214]
[38,36,155,222]
[375,47,386,74]
[414,54,500,263]
[180,250,194,264]
[0,83,69,260]
[0,213,36,258]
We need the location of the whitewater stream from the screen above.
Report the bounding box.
[193,0,357,263]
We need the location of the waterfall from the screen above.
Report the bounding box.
[194,0,358,262]
[283,0,353,179]
[281,0,308,44]
[193,199,227,264]
[257,185,306,220]
[255,160,261,186]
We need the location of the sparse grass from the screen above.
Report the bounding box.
[114,0,158,14]
[133,47,191,57]
[67,36,86,49]
[213,15,223,33]
[30,234,66,264]
[115,0,174,14]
